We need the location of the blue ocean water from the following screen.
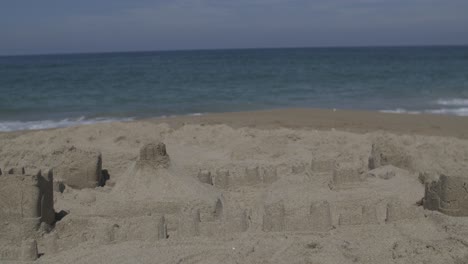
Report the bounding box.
[1,46,468,131]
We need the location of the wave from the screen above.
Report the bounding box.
[0,112,205,132]
[0,116,134,132]
[379,109,421,114]
[380,108,468,116]
[436,98,468,106]
[425,108,468,116]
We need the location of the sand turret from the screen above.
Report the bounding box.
[0,169,55,227]
[53,146,103,189]
[368,137,412,170]
[424,175,468,216]
[137,142,170,169]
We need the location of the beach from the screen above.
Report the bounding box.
[1,108,468,263]
[149,108,468,138]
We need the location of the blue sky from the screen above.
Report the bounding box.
[1,0,468,55]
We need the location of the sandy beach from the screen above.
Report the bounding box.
[149,108,468,138]
[1,108,468,264]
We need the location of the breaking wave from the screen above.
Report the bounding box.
[0,116,135,132]
[436,98,468,106]
[380,108,468,116]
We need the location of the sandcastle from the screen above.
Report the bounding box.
[310,158,335,173]
[0,239,39,261]
[0,169,54,261]
[338,204,378,226]
[386,201,421,222]
[2,126,468,264]
[262,201,286,232]
[53,147,104,189]
[308,201,333,231]
[0,168,55,229]
[197,170,213,185]
[368,137,412,170]
[177,198,249,237]
[423,175,468,216]
[48,214,168,253]
[201,165,278,189]
[263,200,333,233]
[136,142,170,169]
[213,169,230,189]
[330,161,366,189]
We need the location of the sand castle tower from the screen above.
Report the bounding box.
[368,137,412,170]
[424,174,468,216]
[53,146,104,189]
[0,168,55,240]
[136,142,170,170]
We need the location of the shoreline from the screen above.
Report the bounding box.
[2,108,468,139]
[149,108,468,139]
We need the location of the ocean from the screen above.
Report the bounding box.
[1,46,468,131]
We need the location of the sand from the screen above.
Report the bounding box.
[1,108,468,264]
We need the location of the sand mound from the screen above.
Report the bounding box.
[112,142,220,203]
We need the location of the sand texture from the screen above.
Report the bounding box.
[1,109,468,264]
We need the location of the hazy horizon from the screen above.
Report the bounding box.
[1,0,468,56]
[2,44,468,57]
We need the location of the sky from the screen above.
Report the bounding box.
[1,0,468,55]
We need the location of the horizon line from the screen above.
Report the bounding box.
[1,43,468,58]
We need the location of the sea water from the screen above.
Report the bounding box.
[1,46,467,131]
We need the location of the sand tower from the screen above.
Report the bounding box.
[368,137,412,170]
[424,175,468,216]
[136,142,170,169]
[53,146,103,189]
[0,169,55,232]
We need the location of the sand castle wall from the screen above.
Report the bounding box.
[262,200,333,233]
[177,208,201,237]
[330,162,366,189]
[50,215,168,253]
[262,201,286,232]
[201,165,278,189]
[310,158,335,173]
[0,239,38,262]
[309,201,333,231]
[213,169,230,189]
[176,198,249,237]
[385,201,421,222]
[338,205,378,226]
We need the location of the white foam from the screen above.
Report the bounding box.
[380,109,421,114]
[159,113,203,119]
[380,108,468,117]
[0,116,134,132]
[425,108,468,116]
[436,98,468,106]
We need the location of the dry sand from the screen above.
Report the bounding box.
[1,108,468,264]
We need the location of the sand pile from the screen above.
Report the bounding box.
[1,117,468,263]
